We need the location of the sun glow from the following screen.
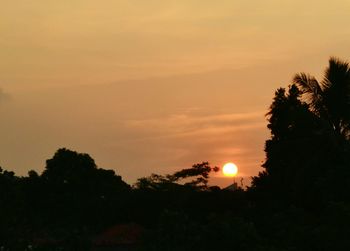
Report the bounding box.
[223,162,238,177]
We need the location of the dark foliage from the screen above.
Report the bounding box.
[1,57,350,250]
[134,162,219,191]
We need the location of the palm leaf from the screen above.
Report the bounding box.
[322,57,350,130]
[293,72,324,115]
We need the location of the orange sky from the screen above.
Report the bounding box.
[1,1,350,187]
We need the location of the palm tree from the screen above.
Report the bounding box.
[293,57,350,139]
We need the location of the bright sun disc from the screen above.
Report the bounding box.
[223,163,238,177]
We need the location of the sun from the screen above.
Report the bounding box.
[223,162,238,177]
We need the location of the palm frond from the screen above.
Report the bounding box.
[293,72,323,113]
[322,57,350,123]
[322,57,350,90]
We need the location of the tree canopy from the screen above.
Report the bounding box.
[2,57,350,250]
[135,162,219,191]
[293,57,350,139]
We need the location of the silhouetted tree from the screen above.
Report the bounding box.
[3,58,350,250]
[135,162,219,191]
[41,148,129,192]
[293,57,350,139]
[251,85,321,200]
[252,58,350,209]
[31,148,131,242]
[0,167,22,245]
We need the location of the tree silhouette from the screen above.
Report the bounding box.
[42,148,97,184]
[251,85,324,202]
[252,58,350,208]
[293,57,350,139]
[36,148,131,239]
[42,148,129,192]
[2,58,350,250]
[135,162,219,191]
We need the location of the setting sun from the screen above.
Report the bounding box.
[223,163,238,177]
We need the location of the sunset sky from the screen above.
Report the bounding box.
[1,0,350,186]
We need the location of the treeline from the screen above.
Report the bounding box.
[1,57,350,250]
[0,149,245,250]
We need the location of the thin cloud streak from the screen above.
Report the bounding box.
[124,111,265,139]
[0,67,270,184]
[0,88,11,103]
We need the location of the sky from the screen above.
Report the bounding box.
[1,0,350,187]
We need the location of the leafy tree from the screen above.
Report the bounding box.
[293,57,350,139]
[251,59,350,208]
[135,162,219,191]
[265,85,321,141]
[0,167,22,245]
[251,85,321,198]
[41,148,129,192]
[37,148,131,237]
[42,148,97,184]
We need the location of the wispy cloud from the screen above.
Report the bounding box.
[124,111,265,140]
[118,110,267,180]
[0,88,11,103]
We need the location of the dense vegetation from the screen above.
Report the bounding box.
[1,57,350,250]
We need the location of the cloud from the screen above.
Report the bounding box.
[124,111,265,140]
[0,88,11,103]
[0,69,270,184]
[118,110,267,180]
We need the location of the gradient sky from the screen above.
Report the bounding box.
[1,0,350,187]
